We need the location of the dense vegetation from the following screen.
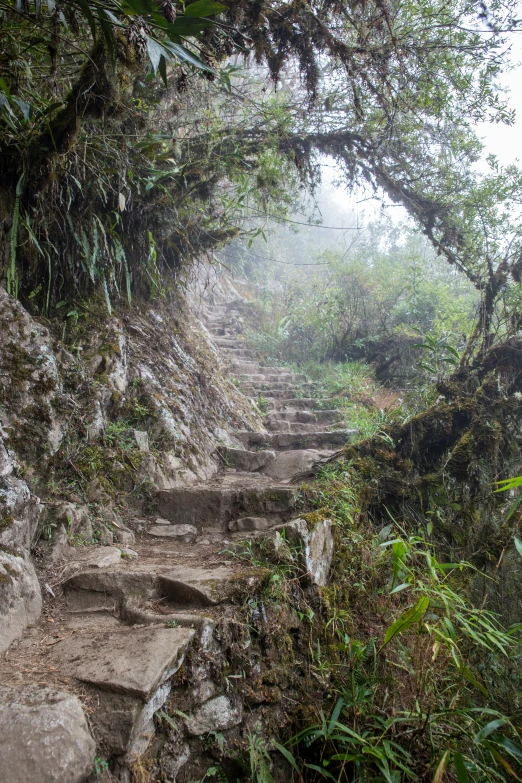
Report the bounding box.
[2,1,522,782]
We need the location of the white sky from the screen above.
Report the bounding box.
[476,33,522,167]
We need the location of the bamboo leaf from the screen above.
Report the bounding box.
[432,750,450,783]
[328,698,344,734]
[474,719,509,744]
[184,0,227,17]
[453,752,469,782]
[273,742,301,774]
[380,596,429,649]
[486,745,522,781]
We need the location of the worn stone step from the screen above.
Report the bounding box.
[270,397,329,409]
[237,429,357,451]
[230,361,262,373]
[214,337,244,347]
[50,621,195,758]
[239,372,308,384]
[155,483,298,528]
[240,382,316,394]
[265,419,343,434]
[225,352,257,362]
[245,389,305,399]
[217,445,276,472]
[261,449,332,481]
[267,409,342,424]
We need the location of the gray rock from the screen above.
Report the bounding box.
[132,429,150,452]
[44,523,72,563]
[192,679,217,704]
[277,518,334,586]
[149,524,198,540]
[0,434,14,477]
[120,548,139,559]
[185,695,242,735]
[94,521,114,545]
[263,532,293,564]
[0,287,63,458]
[42,502,93,544]
[217,446,276,472]
[0,473,42,553]
[113,527,136,546]
[65,546,122,570]
[51,626,195,700]
[0,684,95,783]
[227,516,271,532]
[0,552,42,653]
[262,449,326,481]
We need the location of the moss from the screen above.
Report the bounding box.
[0,514,14,531]
[75,443,143,493]
[303,509,329,529]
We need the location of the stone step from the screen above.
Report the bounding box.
[62,562,241,612]
[237,429,357,451]
[240,382,316,394]
[264,419,343,434]
[217,446,276,472]
[155,482,298,528]
[238,372,308,384]
[45,611,196,759]
[216,445,334,481]
[267,409,342,424]
[231,361,262,373]
[221,347,256,359]
[214,337,244,347]
[245,389,306,399]
[270,397,329,409]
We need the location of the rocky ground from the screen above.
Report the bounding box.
[0,290,358,782]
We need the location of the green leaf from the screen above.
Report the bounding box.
[273,742,300,774]
[390,583,411,594]
[453,752,469,783]
[184,0,227,17]
[304,763,338,781]
[162,40,214,72]
[514,537,522,558]
[493,476,522,492]
[328,698,344,734]
[380,596,429,649]
[474,719,508,744]
[506,493,522,521]
[75,0,98,39]
[146,36,167,73]
[492,734,522,761]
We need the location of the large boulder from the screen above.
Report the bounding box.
[0,551,42,653]
[0,684,96,783]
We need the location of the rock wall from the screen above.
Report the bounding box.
[0,282,260,652]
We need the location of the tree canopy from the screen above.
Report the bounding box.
[1,0,521,352]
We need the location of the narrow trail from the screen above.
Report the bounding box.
[0,296,356,775]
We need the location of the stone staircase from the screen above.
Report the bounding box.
[0,295,357,782]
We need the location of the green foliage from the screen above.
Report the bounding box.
[242,224,477,380]
[271,521,522,782]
